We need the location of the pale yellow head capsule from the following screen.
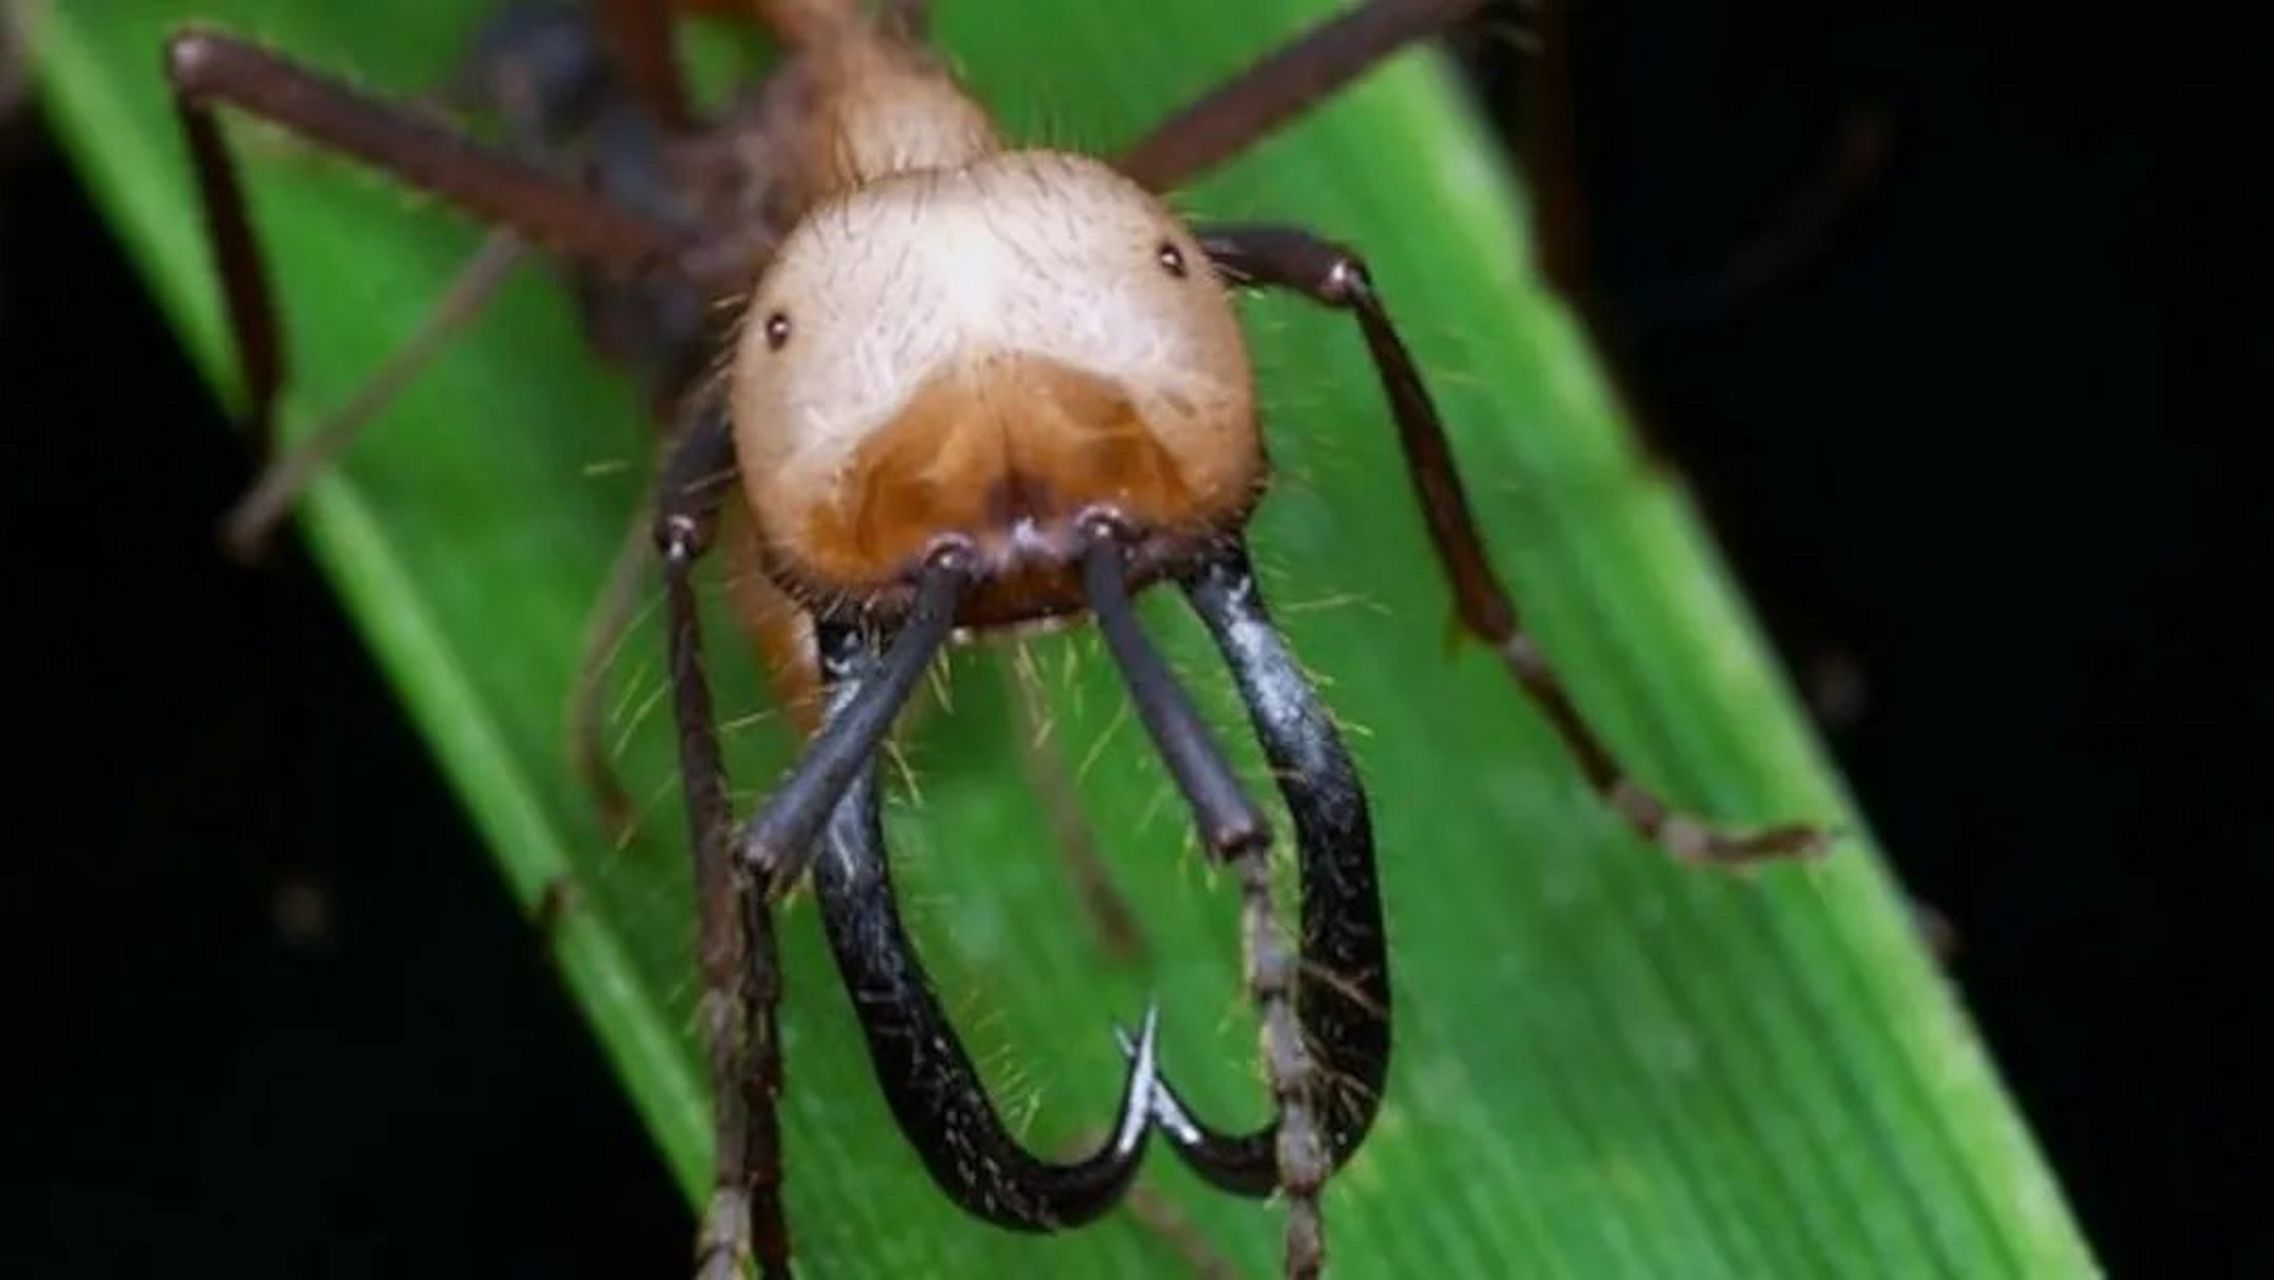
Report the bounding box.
[730,150,1259,626]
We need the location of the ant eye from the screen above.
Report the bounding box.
[764,311,792,350]
[1156,241,1187,278]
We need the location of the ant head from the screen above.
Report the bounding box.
[731,150,1259,626]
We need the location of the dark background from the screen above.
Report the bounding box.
[6,2,2262,1274]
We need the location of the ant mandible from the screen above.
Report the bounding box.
[163,0,1825,1276]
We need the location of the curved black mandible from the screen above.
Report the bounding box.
[805,620,1159,1231]
[1148,547,1392,1195]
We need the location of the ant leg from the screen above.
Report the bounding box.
[164,29,690,457]
[166,31,687,262]
[219,229,526,558]
[1202,223,1826,864]
[654,408,790,1280]
[217,2,683,559]
[807,616,1160,1229]
[1117,0,1489,192]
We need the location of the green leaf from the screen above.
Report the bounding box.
[40,1,2095,1273]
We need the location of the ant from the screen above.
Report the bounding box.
[164,0,1825,1275]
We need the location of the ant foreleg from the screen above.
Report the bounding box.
[1202,222,1827,864]
[1117,0,1490,193]
[655,408,790,1280]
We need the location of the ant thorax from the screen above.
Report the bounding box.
[726,35,1259,627]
